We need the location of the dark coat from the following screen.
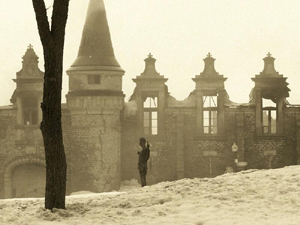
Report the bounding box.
[138,145,150,175]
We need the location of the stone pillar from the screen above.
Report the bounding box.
[3,173,12,198]
[296,114,300,165]
[196,91,203,135]
[255,88,262,135]
[38,96,43,124]
[277,96,284,134]
[16,97,22,125]
[176,114,185,179]
[236,112,245,162]
[158,91,165,135]
[218,90,226,135]
[203,151,218,177]
[136,92,143,136]
[263,151,277,169]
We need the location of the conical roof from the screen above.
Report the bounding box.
[69,0,123,72]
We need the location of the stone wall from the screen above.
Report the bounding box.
[69,71,122,91]
[184,113,233,178]
[121,103,300,184]
[121,111,178,185]
[121,114,139,181]
[0,108,17,198]
[16,82,43,91]
[1,98,300,198]
[64,105,122,193]
[0,108,45,198]
[283,110,298,165]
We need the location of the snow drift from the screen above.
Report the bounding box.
[0,166,300,225]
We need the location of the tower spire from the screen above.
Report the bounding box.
[69,0,123,71]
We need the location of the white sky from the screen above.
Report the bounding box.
[1,0,300,105]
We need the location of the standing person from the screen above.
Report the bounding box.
[137,138,150,187]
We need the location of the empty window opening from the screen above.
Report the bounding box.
[143,97,157,108]
[88,75,101,84]
[203,96,218,108]
[203,96,218,134]
[262,98,277,134]
[22,97,38,125]
[143,97,158,135]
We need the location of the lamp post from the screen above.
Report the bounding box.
[231,143,238,172]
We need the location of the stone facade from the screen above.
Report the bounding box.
[0,0,300,199]
[121,53,300,184]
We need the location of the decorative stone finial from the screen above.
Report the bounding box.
[200,53,219,77]
[142,53,159,77]
[23,45,38,61]
[261,53,278,76]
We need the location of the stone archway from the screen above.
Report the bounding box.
[3,157,45,199]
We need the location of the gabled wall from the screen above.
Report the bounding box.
[120,54,300,185]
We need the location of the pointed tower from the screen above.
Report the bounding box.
[66,0,124,193]
[251,53,289,135]
[68,0,123,72]
[192,53,227,135]
[67,0,124,93]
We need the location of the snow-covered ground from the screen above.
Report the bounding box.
[1,166,300,225]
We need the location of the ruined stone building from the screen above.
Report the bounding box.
[0,0,300,198]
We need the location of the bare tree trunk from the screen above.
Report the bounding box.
[32,0,70,209]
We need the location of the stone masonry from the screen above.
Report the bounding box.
[0,0,300,199]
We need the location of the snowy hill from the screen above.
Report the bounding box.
[1,166,300,225]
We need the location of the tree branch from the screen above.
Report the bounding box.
[32,0,52,48]
[46,0,54,10]
[51,0,70,49]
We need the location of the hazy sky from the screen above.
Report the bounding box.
[1,0,300,106]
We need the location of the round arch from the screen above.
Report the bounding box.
[3,157,45,199]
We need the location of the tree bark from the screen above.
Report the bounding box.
[32,0,70,210]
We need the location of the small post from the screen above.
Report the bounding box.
[232,143,238,172]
